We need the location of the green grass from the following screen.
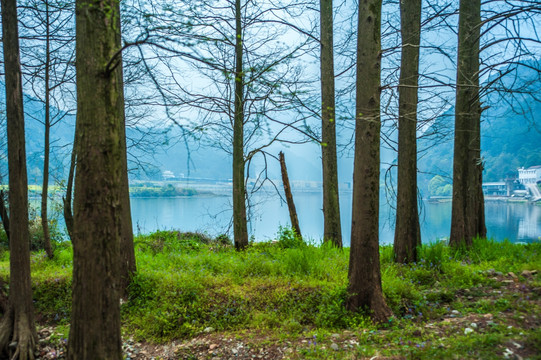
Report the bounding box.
[0,231,539,358]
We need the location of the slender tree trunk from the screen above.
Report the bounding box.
[347,0,392,323]
[0,0,38,357]
[393,0,422,263]
[118,68,136,294]
[41,0,54,259]
[320,0,342,248]
[0,190,9,242]
[67,0,124,357]
[63,143,76,242]
[279,152,302,238]
[233,0,249,250]
[450,0,486,247]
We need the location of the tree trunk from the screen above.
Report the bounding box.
[393,0,422,263]
[320,0,342,248]
[279,152,302,238]
[118,66,136,295]
[450,0,486,248]
[233,0,249,250]
[0,191,9,242]
[41,0,54,259]
[347,0,392,323]
[63,143,76,242]
[0,0,38,357]
[67,0,124,357]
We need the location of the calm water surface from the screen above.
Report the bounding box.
[130,193,541,245]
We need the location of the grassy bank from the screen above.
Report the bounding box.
[0,231,540,359]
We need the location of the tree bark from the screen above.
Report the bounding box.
[320,0,342,248]
[450,0,486,248]
[67,0,124,357]
[233,0,249,250]
[0,191,10,243]
[279,152,302,238]
[0,0,38,357]
[41,0,54,259]
[393,0,422,263]
[347,0,392,323]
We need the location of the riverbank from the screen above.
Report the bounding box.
[428,196,536,204]
[0,232,539,359]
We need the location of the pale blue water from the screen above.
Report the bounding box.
[130,193,541,245]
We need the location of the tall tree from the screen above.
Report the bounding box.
[320,0,342,247]
[0,0,38,356]
[347,0,392,322]
[393,0,422,263]
[19,0,76,258]
[41,0,54,259]
[449,0,486,247]
[131,0,313,248]
[233,0,249,250]
[67,0,125,357]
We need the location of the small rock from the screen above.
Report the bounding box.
[511,341,522,349]
[503,348,514,359]
[331,333,340,339]
[464,327,474,335]
[470,322,478,329]
[495,271,504,276]
[521,270,533,278]
[330,343,339,351]
[209,344,218,350]
[508,272,518,279]
[451,310,460,315]
[204,327,215,333]
[231,348,238,355]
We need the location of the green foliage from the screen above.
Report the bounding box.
[314,287,370,329]
[0,201,65,251]
[428,175,452,196]
[419,240,448,271]
[276,225,304,249]
[129,184,198,197]
[135,230,231,254]
[2,230,539,354]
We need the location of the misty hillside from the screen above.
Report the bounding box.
[1,61,540,188]
[417,61,541,193]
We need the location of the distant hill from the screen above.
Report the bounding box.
[418,61,541,194]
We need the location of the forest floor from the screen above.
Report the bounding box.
[1,230,539,359]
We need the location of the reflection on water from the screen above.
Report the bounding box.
[130,193,541,246]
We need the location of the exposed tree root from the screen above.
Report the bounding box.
[0,308,37,360]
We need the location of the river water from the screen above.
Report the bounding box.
[130,193,541,246]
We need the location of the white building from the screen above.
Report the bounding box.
[162,170,176,181]
[518,165,541,185]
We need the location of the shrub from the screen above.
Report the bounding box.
[276,226,304,249]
